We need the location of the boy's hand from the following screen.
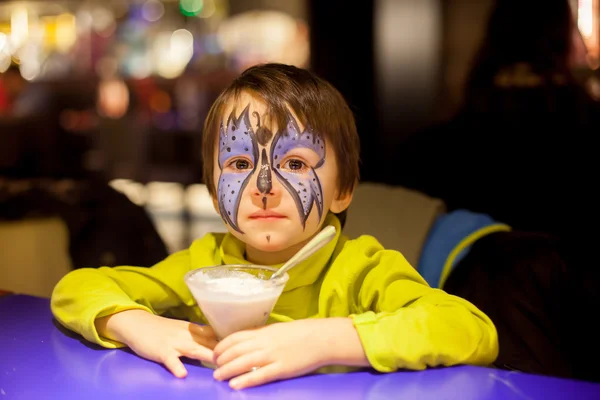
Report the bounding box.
[95,309,217,378]
[212,317,370,390]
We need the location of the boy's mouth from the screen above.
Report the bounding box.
[249,210,286,219]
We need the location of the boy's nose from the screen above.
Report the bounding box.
[256,149,272,195]
[250,149,282,207]
[251,179,281,197]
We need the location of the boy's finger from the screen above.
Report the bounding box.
[213,350,266,382]
[213,330,252,357]
[163,355,188,378]
[183,344,214,363]
[229,364,283,390]
[213,340,256,367]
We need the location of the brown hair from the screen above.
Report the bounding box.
[201,63,360,199]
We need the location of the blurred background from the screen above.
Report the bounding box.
[0,0,598,257]
[3,1,599,383]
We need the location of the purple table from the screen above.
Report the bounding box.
[1,294,598,399]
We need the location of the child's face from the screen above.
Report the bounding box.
[212,92,350,257]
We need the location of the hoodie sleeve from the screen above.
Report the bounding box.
[342,237,498,372]
[50,234,222,348]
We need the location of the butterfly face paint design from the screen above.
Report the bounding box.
[253,111,274,210]
[270,112,325,228]
[217,106,259,233]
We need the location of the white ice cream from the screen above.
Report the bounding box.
[187,269,285,339]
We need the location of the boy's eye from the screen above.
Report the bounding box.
[228,159,252,170]
[235,160,250,170]
[283,159,307,171]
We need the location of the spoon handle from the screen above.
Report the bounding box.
[270,225,337,280]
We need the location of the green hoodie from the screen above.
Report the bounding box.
[51,213,498,372]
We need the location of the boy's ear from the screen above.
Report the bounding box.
[330,190,353,214]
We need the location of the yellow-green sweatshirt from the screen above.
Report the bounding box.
[51,213,498,372]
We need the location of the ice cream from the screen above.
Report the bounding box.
[184,265,288,340]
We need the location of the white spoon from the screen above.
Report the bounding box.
[269,225,337,281]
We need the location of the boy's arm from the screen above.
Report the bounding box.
[51,249,195,348]
[343,239,499,372]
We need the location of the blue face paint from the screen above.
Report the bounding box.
[270,111,325,228]
[217,106,326,234]
[217,105,258,233]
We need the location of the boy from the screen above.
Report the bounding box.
[51,63,498,390]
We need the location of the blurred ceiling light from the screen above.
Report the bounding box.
[171,28,194,53]
[16,42,40,80]
[92,7,116,36]
[142,0,165,22]
[578,0,594,38]
[127,53,152,79]
[217,10,309,71]
[76,10,93,33]
[27,13,43,43]
[10,8,29,49]
[55,13,77,53]
[0,50,10,73]
[578,0,599,63]
[41,15,62,51]
[154,29,194,79]
[20,61,40,81]
[180,0,204,17]
[97,78,130,119]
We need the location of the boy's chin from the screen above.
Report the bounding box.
[246,237,289,253]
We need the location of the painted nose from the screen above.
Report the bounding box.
[256,148,272,195]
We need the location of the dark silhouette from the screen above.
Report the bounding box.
[394,0,599,382]
[395,0,597,245]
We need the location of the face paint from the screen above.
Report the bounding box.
[270,112,325,228]
[253,111,273,146]
[257,148,272,209]
[252,111,275,211]
[217,106,259,233]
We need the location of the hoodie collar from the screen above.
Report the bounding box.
[219,213,342,292]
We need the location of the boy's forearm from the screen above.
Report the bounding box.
[320,318,371,367]
[95,309,151,346]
